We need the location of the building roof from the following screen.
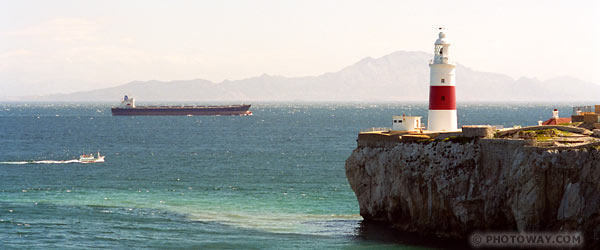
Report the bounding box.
[542,117,572,125]
[392,115,421,119]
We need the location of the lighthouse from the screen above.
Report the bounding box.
[427,28,457,131]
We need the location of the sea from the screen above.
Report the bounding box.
[0,102,580,249]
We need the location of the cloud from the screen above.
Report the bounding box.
[4,18,100,43]
[0,17,213,96]
[0,49,33,57]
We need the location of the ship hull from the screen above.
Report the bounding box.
[111,105,251,116]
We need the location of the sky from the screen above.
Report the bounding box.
[1,0,598,96]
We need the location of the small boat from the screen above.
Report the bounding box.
[79,152,105,163]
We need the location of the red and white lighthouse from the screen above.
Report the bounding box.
[427,28,457,131]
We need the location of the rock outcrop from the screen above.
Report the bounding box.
[345,138,600,247]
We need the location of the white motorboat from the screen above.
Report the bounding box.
[79,152,105,163]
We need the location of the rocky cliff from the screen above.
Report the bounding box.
[345,138,600,247]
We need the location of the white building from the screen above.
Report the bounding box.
[392,115,422,131]
[427,28,458,131]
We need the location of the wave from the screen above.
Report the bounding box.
[187,210,361,235]
[0,159,80,165]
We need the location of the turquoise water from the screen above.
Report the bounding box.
[0,103,576,249]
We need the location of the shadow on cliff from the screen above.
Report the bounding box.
[354,220,469,249]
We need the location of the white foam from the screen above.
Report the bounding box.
[0,159,81,165]
[187,210,360,235]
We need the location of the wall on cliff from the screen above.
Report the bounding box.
[345,139,600,246]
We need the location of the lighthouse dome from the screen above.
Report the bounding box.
[435,31,450,45]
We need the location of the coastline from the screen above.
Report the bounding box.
[346,125,600,248]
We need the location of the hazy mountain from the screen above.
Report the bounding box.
[8,51,600,102]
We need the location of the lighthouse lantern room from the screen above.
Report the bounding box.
[427,28,458,131]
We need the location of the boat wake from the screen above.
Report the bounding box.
[0,159,81,165]
[2,152,105,165]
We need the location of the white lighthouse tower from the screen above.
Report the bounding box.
[427,28,458,131]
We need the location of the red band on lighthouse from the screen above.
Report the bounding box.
[429,86,456,110]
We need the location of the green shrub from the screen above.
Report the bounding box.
[416,138,435,144]
[442,136,474,144]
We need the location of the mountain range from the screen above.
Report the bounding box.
[5,51,599,102]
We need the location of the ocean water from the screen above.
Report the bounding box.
[0,103,578,249]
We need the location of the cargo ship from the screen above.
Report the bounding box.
[111,96,252,116]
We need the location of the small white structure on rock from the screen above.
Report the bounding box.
[393,115,422,131]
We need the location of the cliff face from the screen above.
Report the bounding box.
[345,139,600,245]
